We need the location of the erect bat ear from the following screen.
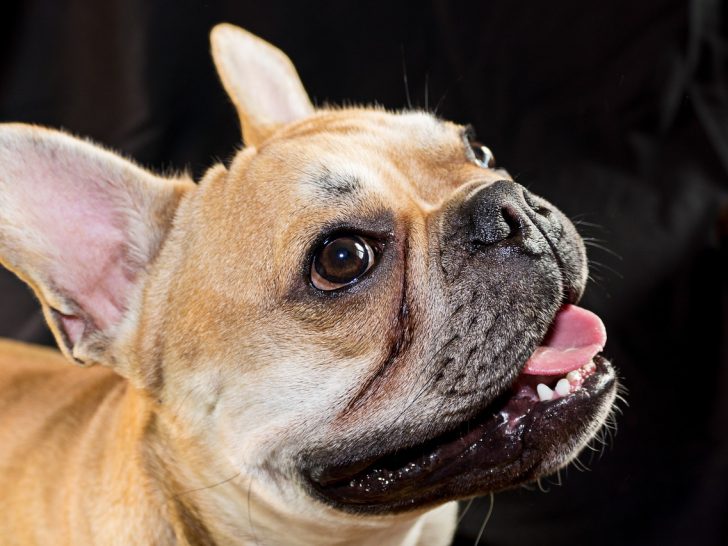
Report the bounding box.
[0,124,194,372]
[210,23,314,148]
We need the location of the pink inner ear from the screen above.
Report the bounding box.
[16,155,138,345]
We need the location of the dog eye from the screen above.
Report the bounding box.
[470,140,496,169]
[311,235,376,291]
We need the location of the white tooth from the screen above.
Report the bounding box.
[555,378,571,397]
[582,361,596,374]
[536,383,554,402]
[566,370,582,383]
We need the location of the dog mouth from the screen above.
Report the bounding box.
[305,305,617,513]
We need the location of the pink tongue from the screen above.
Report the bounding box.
[523,304,606,375]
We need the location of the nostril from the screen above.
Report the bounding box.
[535,205,551,218]
[523,191,551,217]
[500,204,522,238]
[465,180,536,249]
[469,202,525,248]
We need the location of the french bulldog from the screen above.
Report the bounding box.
[0,23,618,546]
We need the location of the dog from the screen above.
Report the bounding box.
[0,23,617,546]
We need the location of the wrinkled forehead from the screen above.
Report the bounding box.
[253,109,476,207]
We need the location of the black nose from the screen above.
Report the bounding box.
[467,180,534,249]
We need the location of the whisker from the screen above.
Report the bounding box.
[433,75,463,115]
[247,475,261,545]
[388,304,469,426]
[588,259,624,279]
[458,498,475,525]
[171,471,241,500]
[390,334,460,425]
[584,241,623,260]
[473,493,495,546]
[401,46,412,109]
[424,73,430,112]
[586,272,608,288]
[572,219,605,230]
[571,455,591,472]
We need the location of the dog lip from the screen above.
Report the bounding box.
[303,356,616,514]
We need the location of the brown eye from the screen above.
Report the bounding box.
[311,235,376,291]
[470,140,496,168]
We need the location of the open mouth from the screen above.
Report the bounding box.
[305,305,617,513]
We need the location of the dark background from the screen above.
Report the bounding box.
[1,1,727,544]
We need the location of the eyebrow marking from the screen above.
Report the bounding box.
[310,168,361,197]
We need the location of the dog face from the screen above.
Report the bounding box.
[0,23,617,526]
[138,26,617,517]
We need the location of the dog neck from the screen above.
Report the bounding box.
[104,385,449,546]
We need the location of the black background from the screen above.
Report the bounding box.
[1,1,727,545]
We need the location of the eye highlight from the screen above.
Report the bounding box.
[463,126,496,168]
[311,235,377,291]
[470,142,496,168]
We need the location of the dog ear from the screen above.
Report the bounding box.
[210,23,314,148]
[0,124,194,371]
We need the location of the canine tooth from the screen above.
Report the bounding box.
[536,383,554,402]
[555,378,571,397]
[566,370,582,383]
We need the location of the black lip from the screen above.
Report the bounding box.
[304,356,617,514]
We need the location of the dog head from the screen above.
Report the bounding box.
[0,23,617,526]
